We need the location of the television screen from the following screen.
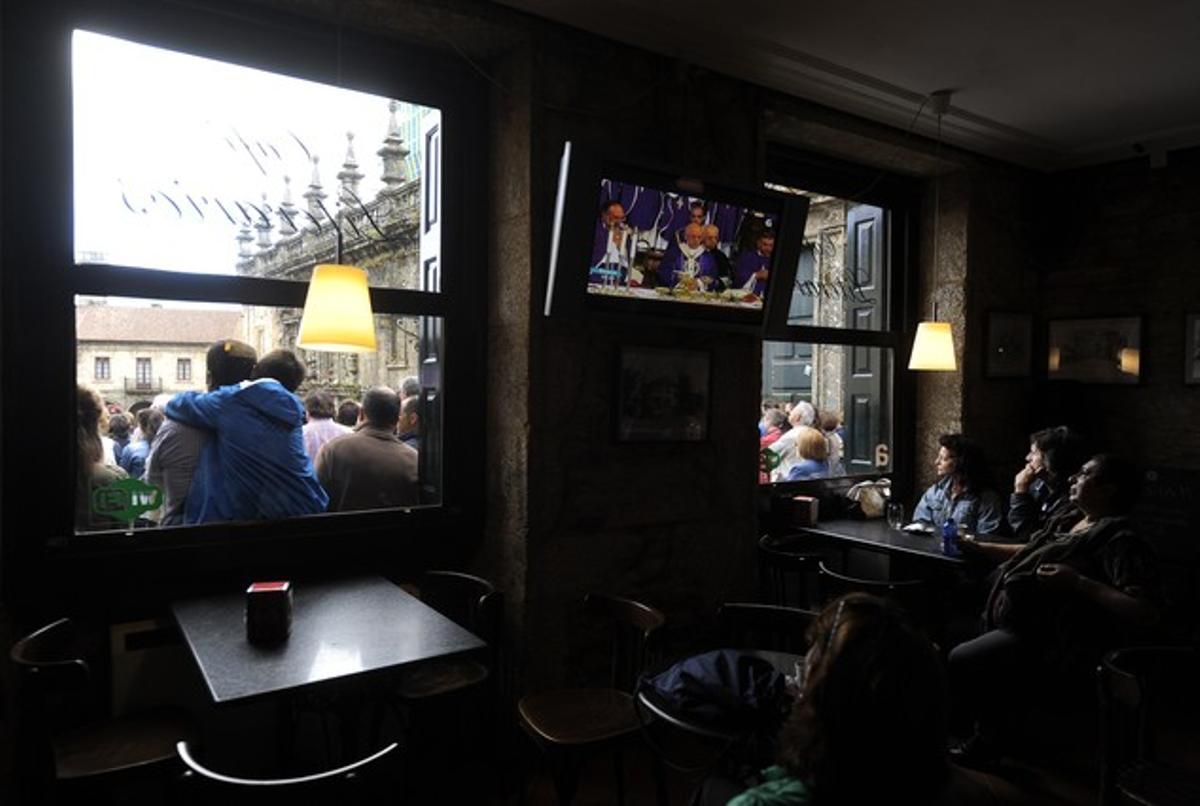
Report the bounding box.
[546,142,808,328]
[589,181,781,308]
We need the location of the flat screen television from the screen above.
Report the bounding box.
[545,141,810,329]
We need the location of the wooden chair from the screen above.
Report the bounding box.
[518,593,667,806]
[716,602,816,654]
[1098,646,1200,806]
[397,570,503,701]
[177,740,399,805]
[816,561,931,632]
[757,535,824,610]
[10,617,197,802]
[391,571,503,799]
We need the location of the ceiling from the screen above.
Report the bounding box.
[492,0,1200,170]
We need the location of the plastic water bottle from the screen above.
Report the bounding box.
[941,517,959,557]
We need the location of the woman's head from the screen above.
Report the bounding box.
[1029,425,1089,487]
[77,384,107,466]
[761,408,788,432]
[1070,454,1141,515]
[779,594,947,803]
[936,433,990,490]
[795,426,829,462]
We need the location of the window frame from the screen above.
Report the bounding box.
[760,146,922,502]
[94,356,111,381]
[2,0,488,596]
[176,358,192,382]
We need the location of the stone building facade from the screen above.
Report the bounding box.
[237,100,429,399]
[76,302,245,409]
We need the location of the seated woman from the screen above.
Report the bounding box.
[949,454,1159,767]
[912,433,1003,535]
[784,426,830,481]
[695,594,949,805]
[1007,425,1089,541]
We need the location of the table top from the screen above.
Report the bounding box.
[172,575,486,705]
[792,517,965,565]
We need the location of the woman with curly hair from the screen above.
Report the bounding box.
[912,433,1004,535]
[695,594,949,805]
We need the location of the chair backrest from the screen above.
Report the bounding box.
[816,561,927,615]
[583,593,665,692]
[418,570,501,644]
[1097,646,1200,806]
[177,741,399,805]
[757,535,822,609]
[717,602,816,653]
[10,618,92,684]
[9,618,102,797]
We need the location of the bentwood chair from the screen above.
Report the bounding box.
[177,740,400,805]
[397,571,503,701]
[518,593,667,806]
[756,535,824,610]
[10,617,197,803]
[1097,646,1200,806]
[816,561,927,613]
[389,571,503,799]
[716,602,817,654]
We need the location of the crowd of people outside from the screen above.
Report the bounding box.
[76,338,426,530]
[759,400,846,483]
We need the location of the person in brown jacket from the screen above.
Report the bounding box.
[314,386,418,512]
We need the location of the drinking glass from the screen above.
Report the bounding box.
[886,501,905,530]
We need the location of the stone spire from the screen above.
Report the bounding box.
[235,223,254,271]
[302,155,327,225]
[254,192,274,249]
[377,100,410,196]
[337,132,364,203]
[278,175,298,236]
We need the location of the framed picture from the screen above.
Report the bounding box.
[1186,314,1200,385]
[1047,316,1141,384]
[616,346,710,442]
[985,311,1033,378]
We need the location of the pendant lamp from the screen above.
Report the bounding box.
[297,224,377,353]
[908,90,957,372]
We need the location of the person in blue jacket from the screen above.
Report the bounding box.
[165,348,328,524]
[913,433,1003,535]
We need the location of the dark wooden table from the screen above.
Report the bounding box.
[172,574,486,705]
[791,517,966,566]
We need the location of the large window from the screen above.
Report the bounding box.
[760,157,917,487]
[3,1,485,550]
[68,30,446,534]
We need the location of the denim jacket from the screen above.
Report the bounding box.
[913,476,1003,535]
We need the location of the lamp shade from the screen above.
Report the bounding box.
[296,264,377,352]
[908,321,957,371]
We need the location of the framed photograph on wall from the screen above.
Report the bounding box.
[616,346,710,442]
[985,311,1033,378]
[1186,314,1200,385]
[1047,316,1142,384]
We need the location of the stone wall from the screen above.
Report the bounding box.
[1038,152,1200,469]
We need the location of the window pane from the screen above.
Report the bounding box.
[72,30,440,292]
[760,342,893,483]
[765,185,890,331]
[75,296,443,532]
